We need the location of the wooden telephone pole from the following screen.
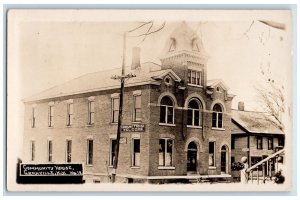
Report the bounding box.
[110,21,165,183]
[110,32,135,183]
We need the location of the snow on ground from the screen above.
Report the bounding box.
[8,181,290,192]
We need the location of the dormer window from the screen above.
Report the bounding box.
[188,69,202,86]
[169,38,176,52]
[192,38,200,52]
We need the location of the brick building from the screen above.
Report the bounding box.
[231,102,285,178]
[22,22,235,183]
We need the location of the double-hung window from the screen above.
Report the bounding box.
[66,140,72,163]
[88,101,95,125]
[268,137,273,150]
[133,95,142,122]
[188,69,202,86]
[132,139,140,167]
[47,140,53,162]
[212,104,223,128]
[67,103,74,126]
[110,139,117,166]
[257,136,263,149]
[209,142,215,167]
[187,99,202,127]
[48,105,54,127]
[112,98,119,123]
[160,96,174,124]
[87,139,93,165]
[30,140,35,161]
[159,138,173,167]
[31,107,36,128]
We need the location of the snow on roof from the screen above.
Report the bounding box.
[231,109,284,135]
[24,62,173,102]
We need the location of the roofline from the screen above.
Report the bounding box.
[207,79,230,91]
[231,118,249,133]
[159,50,208,60]
[23,80,160,103]
[231,118,285,135]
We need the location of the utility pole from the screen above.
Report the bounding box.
[110,32,136,183]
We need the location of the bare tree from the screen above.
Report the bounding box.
[255,67,285,131]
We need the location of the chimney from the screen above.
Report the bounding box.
[131,47,141,70]
[238,101,245,111]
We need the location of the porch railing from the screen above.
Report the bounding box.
[245,149,285,184]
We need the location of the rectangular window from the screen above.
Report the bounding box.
[132,139,140,167]
[159,139,173,166]
[67,103,74,126]
[112,98,119,123]
[278,137,284,147]
[87,139,93,165]
[191,71,196,84]
[133,95,142,122]
[66,140,72,163]
[231,137,235,149]
[251,156,263,170]
[48,140,53,162]
[30,140,35,161]
[231,156,235,164]
[31,107,36,128]
[88,101,95,125]
[187,69,202,86]
[257,136,263,149]
[268,137,273,150]
[48,106,54,127]
[209,142,215,167]
[110,139,117,166]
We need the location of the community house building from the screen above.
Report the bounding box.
[22,22,280,183]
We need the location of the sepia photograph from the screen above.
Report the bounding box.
[6,9,293,192]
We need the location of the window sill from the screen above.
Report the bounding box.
[188,84,203,88]
[158,166,175,170]
[86,124,94,127]
[66,125,72,128]
[208,166,216,170]
[187,125,202,129]
[131,166,140,169]
[111,122,118,125]
[212,127,225,131]
[132,121,142,124]
[48,126,54,129]
[108,165,114,168]
[86,164,93,167]
[159,123,176,127]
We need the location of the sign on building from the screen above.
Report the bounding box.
[121,124,145,132]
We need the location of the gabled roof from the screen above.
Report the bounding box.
[207,79,229,91]
[151,69,181,82]
[231,109,284,135]
[24,62,175,102]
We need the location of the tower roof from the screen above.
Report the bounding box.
[161,21,205,56]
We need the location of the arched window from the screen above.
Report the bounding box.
[160,96,174,124]
[187,99,202,127]
[212,104,223,128]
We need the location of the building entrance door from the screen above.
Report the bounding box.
[221,145,228,174]
[187,142,197,172]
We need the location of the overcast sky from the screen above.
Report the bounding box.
[7,10,292,187]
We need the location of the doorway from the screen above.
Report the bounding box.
[187,142,197,172]
[221,145,228,174]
